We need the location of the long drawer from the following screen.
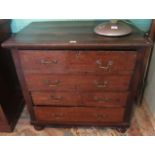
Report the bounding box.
[31,91,129,107]
[25,74,132,91]
[34,107,125,124]
[19,50,137,75]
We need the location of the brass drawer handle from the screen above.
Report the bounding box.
[50,95,63,101]
[94,96,111,102]
[40,59,58,64]
[95,80,108,88]
[44,80,61,87]
[96,60,113,70]
[94,113,107,120]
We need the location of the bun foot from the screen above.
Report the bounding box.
[115,127,128,133]
[34,125,45,131]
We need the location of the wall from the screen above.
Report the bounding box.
[11,19,152,33]
[145,44,155,118]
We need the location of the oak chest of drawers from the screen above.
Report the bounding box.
[2,21,152,131]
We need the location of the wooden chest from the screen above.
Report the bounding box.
[2,21,152,132]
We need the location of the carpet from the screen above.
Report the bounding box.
[0,100,155,136]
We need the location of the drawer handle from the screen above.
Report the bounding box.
[94,97,111,102]
[94,113,107,120]
[44,80,61,87]
[96,60,113,70]
[95,81,108,88]
[50,95,63,101]
[52,113,63,119]
[40,59,58,64]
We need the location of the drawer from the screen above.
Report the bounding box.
[19,50,137,75]
[34,107,125,124]
[81,92,129,107]
[31,91,128,107]
[25,74,132,91]
[31,92,81,106]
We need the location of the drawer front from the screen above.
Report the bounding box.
[19,50,137,75]
[31,92,81,106]
[31,91,128,107]
[81,92,129,107]
[34,107,125,123]
[25,75,131,91]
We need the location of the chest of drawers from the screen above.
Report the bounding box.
[2,21,152,132]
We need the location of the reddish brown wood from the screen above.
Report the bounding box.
[34,107,125,124]
[19,50,137,75]
[32,91,128,107]
[11,50,35,121]
[24,74,132,91]
[149,19,155,41]
[123,51,144,122]
[1,21,152,131]
[0,107,9,131]
[31,91,81,106]
[134,48,151,104]
[2,21,152,49]
[81,92,129,107]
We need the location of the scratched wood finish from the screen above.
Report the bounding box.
[81,92,129,107]
[19,50,137,75]
[31,91,128,107]
[25,74,131,91]
[2,21,151,49]
[34,107,125,124]
[1,21,152,131]
[31,91,81,106]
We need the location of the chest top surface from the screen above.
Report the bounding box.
[2,20,152,50]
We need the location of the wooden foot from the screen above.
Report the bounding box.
[115,127,128,133]
[34,125,45,131]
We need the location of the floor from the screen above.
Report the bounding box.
[0,100,155,136]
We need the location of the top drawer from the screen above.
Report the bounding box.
[19,50,137,75]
